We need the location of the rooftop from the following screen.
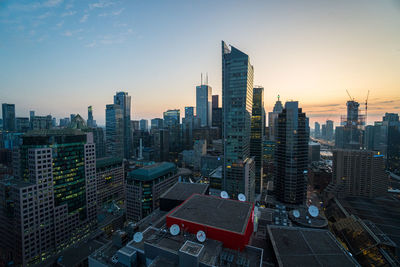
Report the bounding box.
[128,162,176,181]
[160,182,208,201]
[168,194,253,234]
[268,225,360,267]
[96,157,123,169]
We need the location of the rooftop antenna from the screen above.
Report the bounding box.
[196,230,206,243]
[277,95,280,101]
[365,90,370,125]
[169,224,180,236]
[133,232,143,243]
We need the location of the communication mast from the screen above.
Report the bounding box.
[365,90,370,125]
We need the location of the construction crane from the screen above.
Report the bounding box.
[365,90,370,125]
[346,89,354,101]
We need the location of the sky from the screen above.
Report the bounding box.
[1,0,400,126]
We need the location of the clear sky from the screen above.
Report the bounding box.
[1,0,399,126]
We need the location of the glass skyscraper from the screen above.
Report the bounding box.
[222,41,255,202]
[2,103,16,132]
[196,85,212,127]
[106,104,124,158]
[274,101,308,204]
[114,92,132,159]
[250,86,265,194]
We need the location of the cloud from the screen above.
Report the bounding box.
[43,0,63,7]
[89,0,114,9]
[61,10,77,17]
[56,21,64,27]
[80,14,89,23]
[62,29,83,37]
[112,8,125,16]
[38,12,52,19]
[85,41,97,48]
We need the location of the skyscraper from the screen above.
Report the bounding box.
[2,103,16,132]
[212,95,219,109]
[185,106,195,119]
[114,92,132,159]
[196,84,212,127]
[140,119,148,132]
[163,109,181,159]
[222,41,255,201]
[326,120,334,140]
[87,105,96,127]
[268,96,283,141]
[250,86,265,194]
[106,104,124,158]
[275,101,308,204]
[314,122,321,138]
[151,118,164,130]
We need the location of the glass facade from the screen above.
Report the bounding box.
[196,85,212,127]
[106,104,124,158]
[114,92,132,159]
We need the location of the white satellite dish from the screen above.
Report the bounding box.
[196,230,206,243]
[133,232,143,243]
[238,193,246,202]
[293,210,300,218]
[308,205,319,218]
[220,191,229,199]
[170,224,180,236]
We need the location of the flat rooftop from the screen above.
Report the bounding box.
[168,194,253,234]
[338,196,400,248]
[268,226,360,267]
[160,182,208,201]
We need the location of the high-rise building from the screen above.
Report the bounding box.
[212,95,219,109]
[314,122,321,138]
[140,119,148,132]
[106,104,124,158]
[151,118,163,130]
[15,117,30,132]
[222,41,255,201]
[336,100,365,149]
[153,129,169,162]
[114,92,132,159]
[1,129,96,266]
[31,115,53,130]
[196,84,212,127]
[163,109,181,159]
[59,117,70,127]
[131,120,140,131]
[331,149,388,198]
[87,105,96,127]
[268,96,283,141]
[274,101,308,204]
[2,103,16,132]
[326,120,334,140]
[250,86,265,194]
[184,106,195,119]
[96,157,124,209]
[163,109,180,127]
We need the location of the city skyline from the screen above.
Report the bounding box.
[1,0,400,125]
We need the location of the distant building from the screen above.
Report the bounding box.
[184,106,195,119]
[59,117,70,127]
[139,119,148,132]
[31,115,53,130]
[250,86,265,194]
[96,157,124,208]
[131,120,140,131]
[150,118,163,130]
[309,142,321,163]
[222,41,255,202]
[15,117,30,132]
[114,92,132,159]
[268,96,283,141]
[326,120,334,140]
[212,95,219,109]
[330,149,388,198]
[153,129,169,162]
[1,103,16,132]
[196,84,212,127]
[87,105,96,127]
[163,109,181,158]
[314,122,321,138]
[106,104,124,158]
[275,101,308,204]
[126,162,179,222]
[335,100,364,149]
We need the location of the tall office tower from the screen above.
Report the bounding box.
[326,120,334,140]
[29,110,35,121]
[31,115,53,130]
[51,117,56,127]
[314,122,321,138]
[96,157,124,209]
[1,129,96,266]
[268,96,283,141]
[222,41,255,202]
[151,118,164,130]
[336,100,365,149]
[15,117,30,132]
[321,124,327,139]
[196,84,212,127]
[383,112,399,124]
[106,104,124,158]
[153,129,169,162]
[140,119,148,132]
[185,106,195,119]
[2,103,16,132]
[212,95,219,109]
[131,120,140,131]
[87,105,95,127]
[163,109,181,159]
[114,92,132,159]
[383,113,400,174]
[274,101,308,204]
[59,118,70,127]
[92,127,106,158]
[70,114,76,122]
[250,86,265,194]
[331,149,388,198]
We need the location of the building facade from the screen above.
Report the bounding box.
[114,92,132,159]
[196,85,212,127]
[106,104,124,158]
[2,103,16,132]
[96,157,124,209]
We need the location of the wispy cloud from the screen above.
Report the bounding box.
[99,8,125,17]
[38,12,52,20]
[62,29,83,37]
[89,0,115,9]
[85,41,97,48]
[56,21,64,27]
[43,0,63,8]
[61,10,77,17]
[80,14,89,23]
